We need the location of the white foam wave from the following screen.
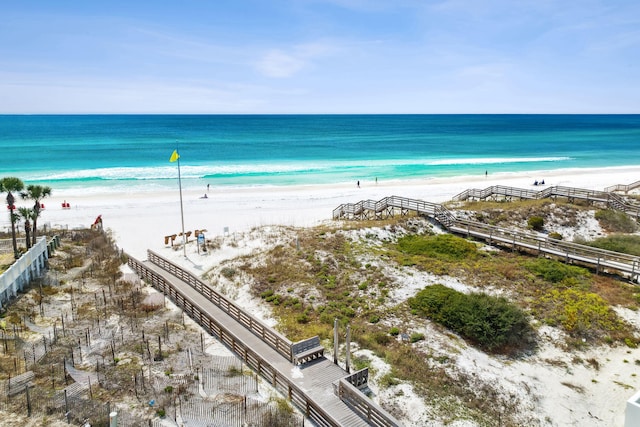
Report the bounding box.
[25,156,572,181]
[425,156,571,166]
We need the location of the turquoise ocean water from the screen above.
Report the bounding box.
[2,114,639,195]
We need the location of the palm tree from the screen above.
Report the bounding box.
[17,207,34,250]
[21,184,52,245]
[0,177,25,258]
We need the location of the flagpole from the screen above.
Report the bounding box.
[172,148,187,258]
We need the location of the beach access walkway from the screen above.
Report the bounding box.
[332,184,640,282]
[128,250,402,427]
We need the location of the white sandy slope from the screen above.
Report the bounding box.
[4,165,640,426]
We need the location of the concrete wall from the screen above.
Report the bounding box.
[625,390,640,427]
[0,237,49,306]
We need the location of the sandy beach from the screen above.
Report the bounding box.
[11,165,639,260]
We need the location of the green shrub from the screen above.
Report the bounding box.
[528,216,544,231]
[408,284,533,352]
[410,332,425,343]
[373,332,392,345]
[586,235,640,256]
[389,327,400,336]
[397,234,477,261]
[220,267,237,279]
[595,209,638,233]
[260,289,274,299]
[533,288,626,341]
[524,258,589,283]
[548,232,563,240]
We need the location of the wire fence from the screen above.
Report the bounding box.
[0,277,306,427]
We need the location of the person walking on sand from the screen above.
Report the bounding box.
[357,180,360,188]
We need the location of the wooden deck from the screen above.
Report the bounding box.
[128,252,402,427]
[332,188,640,282]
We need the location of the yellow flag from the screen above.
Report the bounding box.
[169,149,180,163]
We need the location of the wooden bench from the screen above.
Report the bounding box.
[291,336,324,365]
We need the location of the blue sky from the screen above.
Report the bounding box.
[1,0,639,113]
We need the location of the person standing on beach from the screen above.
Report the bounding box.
[357,180,360,188]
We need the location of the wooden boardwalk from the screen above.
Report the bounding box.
[332,187,640,282]
[451,184,640,218]
[128,251,402,427]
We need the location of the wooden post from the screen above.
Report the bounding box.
[345,325,351,373]
[333,319,339,365]
[64,389,70,423]
[26,385,32,417]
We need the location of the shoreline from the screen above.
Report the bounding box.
[3,165,640,259]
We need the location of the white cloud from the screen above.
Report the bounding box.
[256,50,306,78]
[255,42,337,78]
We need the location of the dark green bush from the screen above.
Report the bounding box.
[548,232,563,240]
[397,234,477,261]
[408,284,533,352]
[528,216,544,231]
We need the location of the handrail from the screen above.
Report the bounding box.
[605,179,640,193]
[146,250,293,361]
[334,195,640,281]
[127,256,344,427]
[450,184,640,217]
[336,378,401,427]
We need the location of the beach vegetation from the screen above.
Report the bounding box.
[548,231,563,240]
[20,184,52,246]
[410,332,425,343]
[594,209,638,233]
[0,176,25,258]
[17,207,35,250]
[532,288,627,342]
[582,234,640,256]
[396,234,478,261]
[234,209,639,425]
[220,266,237,279]
[527,216,544,231]
[408,284,533,352]
[524,258,589,284]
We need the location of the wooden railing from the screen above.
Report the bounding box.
[127,256,343,427]
[146,250,293,361]
[334,195,640,282]
[605,180,640,193]
[343,368,369,389]
[451,185,640,217]
[336,378,399,427]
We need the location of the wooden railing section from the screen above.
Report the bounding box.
[451,185,640,218]
[146,250,293,361]
[605,179,640,194]
[127,256,344,427]
[333,193,640,282]
[335,378,398,427]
